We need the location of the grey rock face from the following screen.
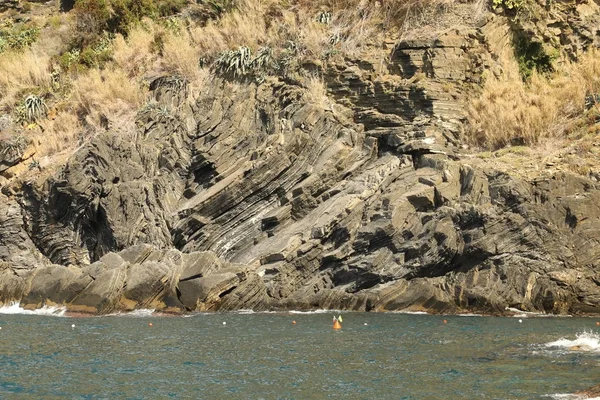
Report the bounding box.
[0,20,599,315]
[0,0,19,12]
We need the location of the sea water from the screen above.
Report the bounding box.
[0,306,599,399]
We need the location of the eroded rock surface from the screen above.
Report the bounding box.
[0,14,599,315]
[576,384,600,398]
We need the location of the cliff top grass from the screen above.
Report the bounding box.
[466,47,600,149]
[0,0,469,168]
[0,0,598,184]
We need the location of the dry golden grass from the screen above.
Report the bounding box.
[112,21,158,78]
[467,48,600,150]
[0,50,51,111]
[296,0,464,32]
[304,74,331,110]
[160,29,202,80]
[286,16,329,61]
[112,20,209,92]
[0,0,483,177]
[35,111,82,155]
[183,0,474,66]
[190,0,270,56]
[185,0,383,62]
[71,68,145,130]
[33,13,74,59]
[332,7,380,58]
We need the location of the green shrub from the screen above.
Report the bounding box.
[110,0,158,34]
[513,35,557,80]
[79,46,107,67]
[0,22,40,53]
[492,0,524,10]
[73,0,184,39]
[73,0,111,47]
[200,0,236,17]
[59,33,112,70]
[58,48,81,71]
[73,0,111,31]
[156,0,187,17]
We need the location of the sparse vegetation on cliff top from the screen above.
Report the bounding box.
[467,48,600,150]
[0,0,462,164]
[0,0,598,182]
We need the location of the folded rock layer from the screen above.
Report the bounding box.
[1,22,599,315]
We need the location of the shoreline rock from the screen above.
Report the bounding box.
[2,18,600,316]
[576,384,600,398]
[0,243,598,317]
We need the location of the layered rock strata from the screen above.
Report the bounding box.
[0,17,599,315]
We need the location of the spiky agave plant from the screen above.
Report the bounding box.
[28,158,40,171]
[278,41,299,75]
[0,134,27,157]
[584,93,600,111]
[250,47,276,71]
[316,11,332,25]
[212,46,252,78]
[24,94,47,123]
[149,75,188,97]
[328,32,341,45]
[250,47,278,83]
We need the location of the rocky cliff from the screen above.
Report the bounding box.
[1,2,600,315]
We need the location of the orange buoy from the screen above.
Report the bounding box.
[148,323,153,327]
[292,320,297,325]
[333,319,342,330]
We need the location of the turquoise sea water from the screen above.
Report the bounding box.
[0,308,599,399]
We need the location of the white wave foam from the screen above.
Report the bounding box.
[545,331,600,352]
[506,307,571,318]
[392,310,429,315]
[0,303,66,316]
[288,309,337,314]
[106,309,155,317]
[235,309,257,314]
[186,309,344,316]
[506,307,548,317]
[547,394,580,399]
